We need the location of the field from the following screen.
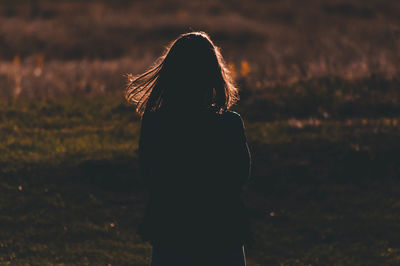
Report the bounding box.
[1,0,400,265]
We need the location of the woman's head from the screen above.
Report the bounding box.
[126,31,239,116]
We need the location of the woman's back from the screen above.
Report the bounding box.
[139,109,251,250]
[125,31,251,265]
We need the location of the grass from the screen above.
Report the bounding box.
[1,96,400,265]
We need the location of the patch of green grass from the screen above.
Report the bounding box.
[1,96,400,265]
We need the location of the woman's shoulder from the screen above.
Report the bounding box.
[218,110,247,141]
[219,110,243,124]
[212,110,244,133]
[222,110,242,118]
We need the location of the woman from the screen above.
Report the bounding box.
[126,31,251,266]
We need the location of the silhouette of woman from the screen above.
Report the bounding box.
[126,31,251,266]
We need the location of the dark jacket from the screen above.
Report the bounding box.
[138,108,251,249]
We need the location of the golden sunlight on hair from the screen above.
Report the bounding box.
[125,31,239,116]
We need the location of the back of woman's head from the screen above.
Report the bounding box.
[126,31,238,116]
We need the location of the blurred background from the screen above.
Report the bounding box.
[0,0,399,265]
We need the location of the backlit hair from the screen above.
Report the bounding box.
[125,31,239,116]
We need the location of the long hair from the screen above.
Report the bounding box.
[125,31,239,116]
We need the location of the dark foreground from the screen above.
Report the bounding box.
[1,96,400,265]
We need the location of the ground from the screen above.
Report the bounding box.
[1,96,400,265]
